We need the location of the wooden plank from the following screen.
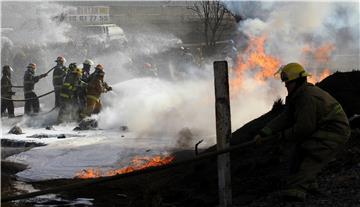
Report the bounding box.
[213,61,232,207]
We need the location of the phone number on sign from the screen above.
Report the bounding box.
[68,16,109,22]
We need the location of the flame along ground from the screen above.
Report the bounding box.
[75,155,175,179]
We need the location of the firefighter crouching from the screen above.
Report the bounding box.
[254,63,351,201]
[52,56,68,108]
[86,64,112,116]
[1,65,15,118]
[23,63,47,115]
[58,63,86,123]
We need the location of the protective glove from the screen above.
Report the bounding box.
[254,134,263,145]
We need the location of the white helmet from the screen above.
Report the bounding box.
[83,59,94,66]
[55,56,66,63]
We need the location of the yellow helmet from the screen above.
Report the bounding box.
[72,67,83,77]
[275,63,311,82]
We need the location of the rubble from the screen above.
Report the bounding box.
[73,118,98,131]
[57,134,66,139]
[8,126,23,135]
[45,125,54,130]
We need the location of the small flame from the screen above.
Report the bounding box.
[308,68,331,84]
[75,155,175,179]
[231,36,281,94]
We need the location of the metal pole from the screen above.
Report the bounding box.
[213,61,232,207]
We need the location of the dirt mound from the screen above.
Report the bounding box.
[316,70,360,118]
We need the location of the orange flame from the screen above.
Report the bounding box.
[302,43,335,64]
[75,155,175,179]
[302,42,335,83]
[231,36,281,94]
[308,68,331,84]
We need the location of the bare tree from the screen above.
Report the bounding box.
[188,0,234,46]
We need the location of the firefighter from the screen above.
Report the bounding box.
[86,64,112,116]
[1,65,15,117]
[58,63,86,123]
[82,59,94,82]
[254,63,351,201]
[23,63,47,115]
[78,59,94,118]
[52,56,68,108]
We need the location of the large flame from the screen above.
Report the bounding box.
[231,37,334,93]
[75,155,175,179]
[231,36,281,94]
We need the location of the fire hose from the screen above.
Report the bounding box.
[1,66,56,101]
[1,136,274,203]
[44,66,57,76]
[1,90,55,102]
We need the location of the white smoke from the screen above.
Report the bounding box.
[2,2,72,45]
[226,1,359,71]
[1,2,76,108]
[96,67,284,147]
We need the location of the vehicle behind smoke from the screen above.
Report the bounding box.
[71,24,127,56]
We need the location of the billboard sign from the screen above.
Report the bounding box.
[67,6,110,23]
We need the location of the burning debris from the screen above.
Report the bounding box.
[75,155,175,179]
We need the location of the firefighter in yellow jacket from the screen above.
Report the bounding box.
[254,63,351,201]
[58,63,86,123]
[86,64,112,116]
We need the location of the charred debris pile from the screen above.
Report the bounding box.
[17,71,360,206]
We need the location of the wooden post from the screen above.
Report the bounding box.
[213,61,232,207]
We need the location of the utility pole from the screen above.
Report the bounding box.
[213,61,232,207]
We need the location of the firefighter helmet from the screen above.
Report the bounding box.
[68,63,77,71]
[275,63,311,82]
[55,56,66,63]
[83,59,94,66]
[27,63,36,69]
[95,64,104,71]
[72,67,83,77]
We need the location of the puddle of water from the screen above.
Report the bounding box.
[12,181,94,207]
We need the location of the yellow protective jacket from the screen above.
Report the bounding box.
[86,78,105,102]
[260,82,351,143]
[60,73,86,100]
